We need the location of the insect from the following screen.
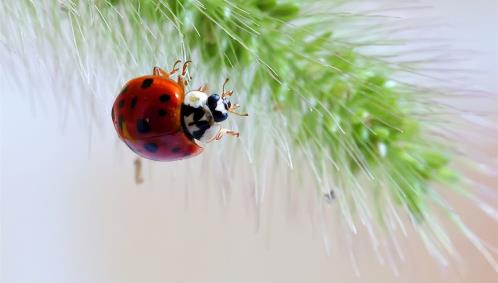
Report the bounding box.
[111,60,247,162]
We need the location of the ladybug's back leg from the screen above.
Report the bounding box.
[177,60,192,86]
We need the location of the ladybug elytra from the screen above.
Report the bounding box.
[111,60,247,161]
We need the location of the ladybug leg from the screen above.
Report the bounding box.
[197,84,209,92]
[168,59,182,75]
[214,128,240,140]
[178,60,192,86]
[227,103,249,117]
[153,60,181,77]
[134,158,144,184]
[181,60,191,76]
[153,67,167,77]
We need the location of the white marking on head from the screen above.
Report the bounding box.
[215,98,227,114]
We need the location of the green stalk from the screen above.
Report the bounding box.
[104,0,457,219]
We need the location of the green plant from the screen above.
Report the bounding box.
[4,0,496,270]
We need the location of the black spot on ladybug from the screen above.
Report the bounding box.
[188,120,210,130]
[144,143,158,153]
[141,78,154,88]
[136,118,151,134]
[159,94,171,102]
[192,130,205,140]
[181,104,204,120]
[120,86,128,95]
[158,109,167,116]
[131,96,138,109]
[190,120,211,140]
[119,99,125,109]
[171,146,181,153]
[193,108,204,121]
[181,104,195,116]
[111,107,115,121]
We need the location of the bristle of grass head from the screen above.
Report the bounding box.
[2,0,497,273]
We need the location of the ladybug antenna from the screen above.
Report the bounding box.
[221,78,247,116]
[222,78,229,95]
[222,78,234,99]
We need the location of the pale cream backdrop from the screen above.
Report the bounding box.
[1,0,497,283]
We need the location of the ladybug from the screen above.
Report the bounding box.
[111,60,248,161]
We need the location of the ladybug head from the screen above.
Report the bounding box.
[207,93,248,123]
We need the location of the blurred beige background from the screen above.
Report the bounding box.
[1,1,497,282]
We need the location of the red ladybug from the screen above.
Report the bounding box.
[111,60,247,161]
